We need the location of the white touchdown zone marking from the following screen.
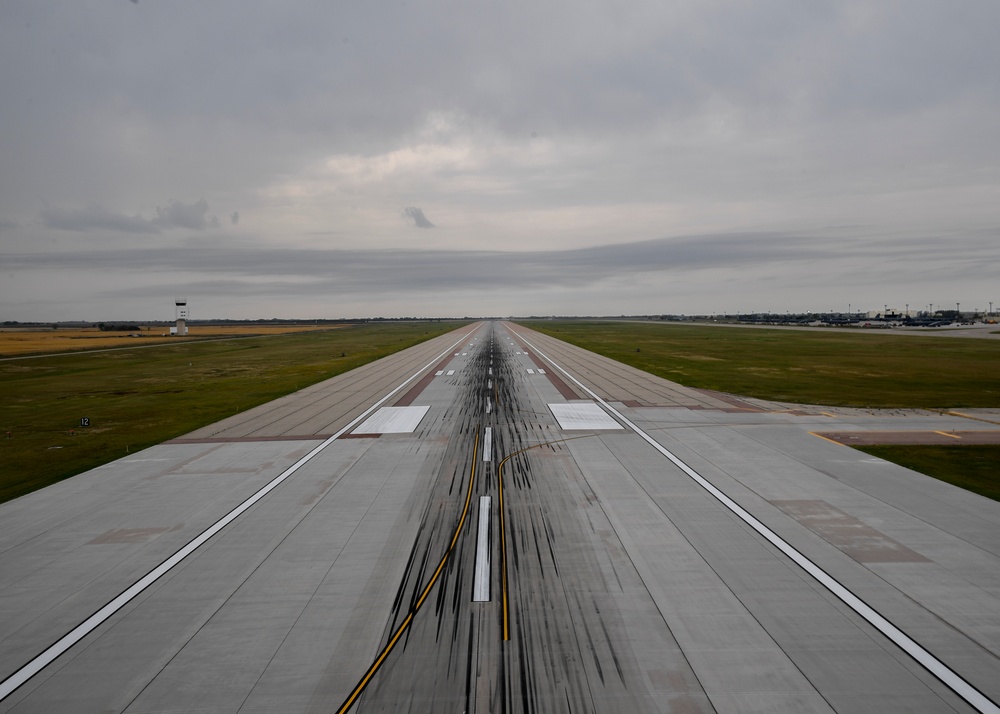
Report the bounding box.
[353,406,430,434]
[516,331,1000,714]
[549,402,622,430]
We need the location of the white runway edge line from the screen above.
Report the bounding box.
[516,331,1000,714]
[0,326,482,703]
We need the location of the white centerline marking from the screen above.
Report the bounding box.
[435,371,444,376]
[516,330,1000,714]
[446,370,455,376]
[483,427,492,462]
[473,496,491,602]
[0,327,481,703]
[526,368,535,374]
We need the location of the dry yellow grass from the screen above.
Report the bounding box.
[0,324,347,356]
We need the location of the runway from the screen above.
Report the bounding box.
[1,321,999,713]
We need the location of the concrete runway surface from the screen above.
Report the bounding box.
[1,321,999,713]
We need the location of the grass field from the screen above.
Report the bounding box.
[519,320,1000,408]
[855,445,1000,502]
[0,322,466,504]
[0,324,342,357]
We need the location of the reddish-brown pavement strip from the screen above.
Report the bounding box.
[816,430,1000,446]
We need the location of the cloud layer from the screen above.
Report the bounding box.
[1,1,998,319]
[7,229,996,312]
[39,200,220,234]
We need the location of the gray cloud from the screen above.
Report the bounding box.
[153,199,215,231]
[403,207,434,228]
[38,199,219,234]
[231,211,239,225]
[9,230,997,297]
[40,204,160,234]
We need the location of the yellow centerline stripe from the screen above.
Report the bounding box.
[810,431,848,446]
[336,428,480,714]
[934,430,962,439]
[944,410,1000,426]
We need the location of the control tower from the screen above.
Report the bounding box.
[174,298,189,336]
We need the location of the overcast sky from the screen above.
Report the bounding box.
[2,1,998,320]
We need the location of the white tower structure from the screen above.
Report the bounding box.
[174,298,189,336]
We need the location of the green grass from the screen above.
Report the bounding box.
[0,322,466,504]
[856,445,1000,502]
[519,321,1000,408]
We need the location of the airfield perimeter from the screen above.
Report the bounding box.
[1,321,999,712]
